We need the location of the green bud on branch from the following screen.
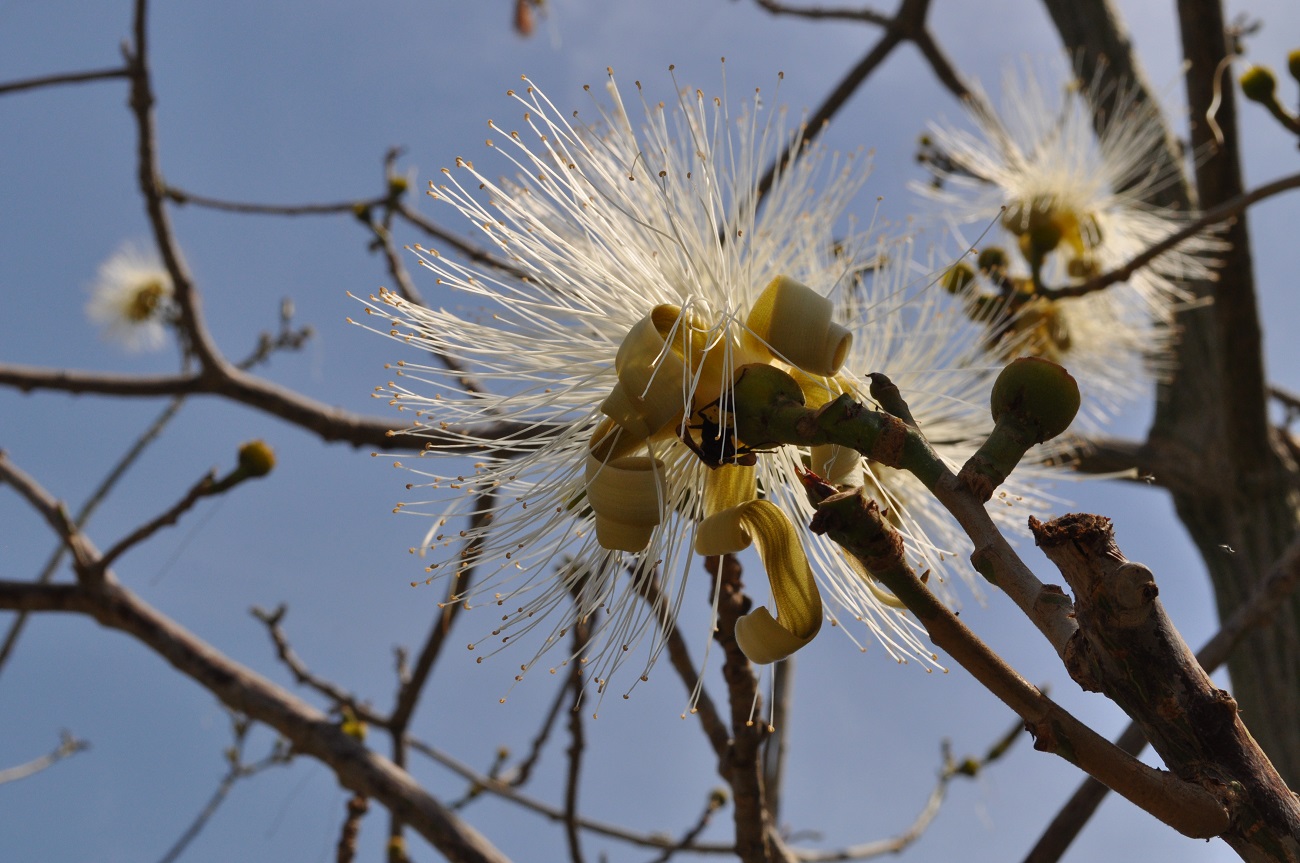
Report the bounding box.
[958,358,1080,501]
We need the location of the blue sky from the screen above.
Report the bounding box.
[3,1,1299,861]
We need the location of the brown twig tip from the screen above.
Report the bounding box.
[1028,513,1114,549]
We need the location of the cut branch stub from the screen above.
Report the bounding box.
[1032,512,1300,860]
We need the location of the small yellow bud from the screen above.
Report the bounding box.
[388,175,410,196]
[340,716,367,742]
[1289,49,1300,84]
[237,440,276,478]
[1240,66,1278,104]
[708,787,730,810]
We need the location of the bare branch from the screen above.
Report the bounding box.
[0,452,99,575]
[563,617,589,863]
[0,362,544,452]
[809,489,1231,839]
[336,796,370,863]
[0,573,509,863]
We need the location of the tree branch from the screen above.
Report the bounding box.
[808,490,1231,840]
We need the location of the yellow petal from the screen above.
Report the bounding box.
[703,463,757,518]
[734,607,814,665]
[605,307,690,437]
[698,500,823,663]
[810,443,864,487]
[744,276,852,376]
[585,450,664,552]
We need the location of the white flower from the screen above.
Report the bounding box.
[357,70,1032,699]
[87,243,175,352]
[916,62,1220,415]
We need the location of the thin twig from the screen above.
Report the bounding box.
[155,713,292,863]
[0,362,543,452]
[636,569,730,758]
[394,202,530,280]
[750,0,891,26]
[0,731,89,785]
[0,66,129,96]
[563,613,589,863]
[410,741,736,855]
[643,791,729,863]
[164,186,389,216]
[0,395,185,675]
[796,721,1021,862]
[1036,170,1300,300]
[96,470,219,573]
[250,604,387,726]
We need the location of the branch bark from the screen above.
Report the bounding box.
[1033,513,1300,861]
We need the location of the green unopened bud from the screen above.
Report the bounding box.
[708,787,730,810]
[387,175,410,197]
[958,358,1080,501]
[238,440,276,477]
[1022,219,1063,258]
[976,247,1007,273]
[352,203,372,224]
[1241,65,1278,104]
[955,757,980,777]
[1289,50,1300,84]
[941,262,975,294]
[990,357,1080,440]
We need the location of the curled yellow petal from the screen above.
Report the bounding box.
[603,306,690,438]
[697,500,823,663]
[744,276,852,376]
[703,463,757,519]
[735,607,815,665]
[585,450,664,552]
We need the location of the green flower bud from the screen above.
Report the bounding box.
[976,246,1007,273]
[941,262,975,294]
[238,440,276,478]
[1289,49,1300,84]
[958,358,1079,501]
[1241,66,1278,104]
[387,175,410,196]
[990,356,1081,443]
[709,787,730,810]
